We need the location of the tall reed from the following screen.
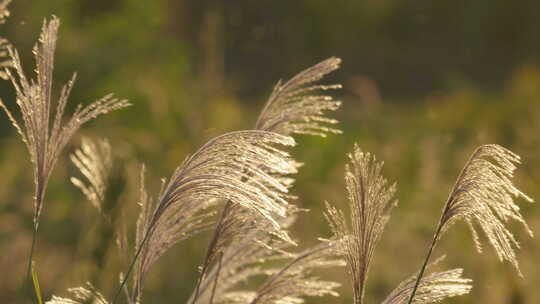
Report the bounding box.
[0,16,129,298]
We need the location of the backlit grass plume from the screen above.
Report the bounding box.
[192,57,342,304]
[0,0,10,23]
[324,143,397,304]
[70,137,113,213]
[407,144,533,303]
[0,0,12,79]
[255,57,342,137]
[189,205,343,304]
[382,256,472,304]
[0,16,129,284]
[114,130,298,303]
[242,242,342,304]
[188,206,300,304]
[47,283,108,304]
[440,144,533,271]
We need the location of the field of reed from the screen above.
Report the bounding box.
[0,1,539,304]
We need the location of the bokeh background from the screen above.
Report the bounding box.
[0,0,539,303]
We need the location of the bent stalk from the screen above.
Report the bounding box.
[406,218,445,304]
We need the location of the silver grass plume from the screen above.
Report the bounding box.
[188,206,299,304]
[70,137,113,213]
[188,207,340,304]
[0,0,10,25]
[126,165,217,304]
[190,178,301,304]
[191,57,342,304]
[439,144,533,273]
[232,242,343,304]
[0,16,129,282]
[382,256,472,304]
[406,144,532,304]
[115,131,298,303]
[210,56,344,257]
[0,16,129,227]
[324,143,397,304]
[69,138,119,297]
[0,0,12,79]
[47,283,109,304]
[255,57,342,137]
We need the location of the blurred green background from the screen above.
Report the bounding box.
[0,0,539,303]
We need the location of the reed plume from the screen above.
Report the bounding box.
[188,206,300,304]
[324,143,397,304]
[0,16,129,286]
[407,144,533,303]
[70,137,113,213]
[189,204,343,304]
[191,57,342,304]
[255,57,342,137]
[113,131,298,303]
[382,256,472,304]
[0,0,11,80]
[241,242,342,304]
[0,0,10,23]
[439,144,533,271]
[47,283,109,304]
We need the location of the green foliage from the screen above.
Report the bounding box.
[32,261,44,304]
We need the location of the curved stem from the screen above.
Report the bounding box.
[191,200,232,304]
[23,222,38,303]
[406,148,479,303]
[209,252,223,304]
[112,221,154,304]
[406,221,443,304]
[249,244,331,304]
[26,223,38,282]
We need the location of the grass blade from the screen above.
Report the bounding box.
[31,261,43,304]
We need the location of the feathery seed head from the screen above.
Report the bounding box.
[382,256,472,304]
[325,143,397,304]
[47,283,109,304]
[245,243,343,304]
[126,131,297,301]
[70,137,113,213]
[0,0,11,79]
[440,144,533,275]
[0,16,129,226]
[255,57,342,137]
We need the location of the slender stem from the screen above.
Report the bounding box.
[249,244,331,304]
[406,221,444,304]
[23,173,46,303]
[191,200,232,304]
[193,229,262,300]
[191,259,210,304]
[209,252,223,304]
[112,222,155,304]
[406,149,474,304]
[26,223,38,283]
[22,222,38,303]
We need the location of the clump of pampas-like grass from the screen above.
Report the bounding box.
[0,12,533,304]
[324,145,473,304]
